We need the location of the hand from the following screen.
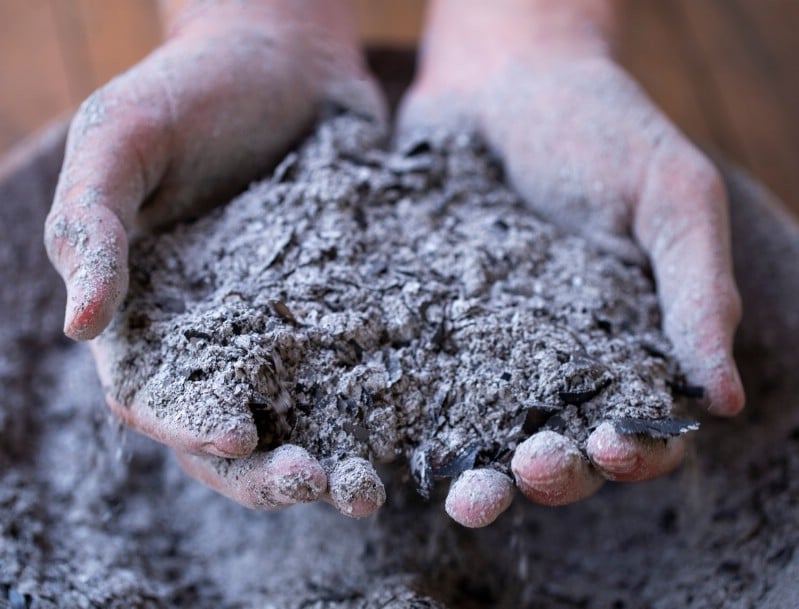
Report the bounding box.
[400,0,744,527]
[45,0,386,516]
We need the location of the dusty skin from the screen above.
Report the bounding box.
[96,115,696,520]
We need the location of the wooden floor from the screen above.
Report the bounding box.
[1,0,796,215]
[617,0,799,216]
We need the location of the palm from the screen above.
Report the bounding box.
[400,54,744,526]
[44,10,386,518]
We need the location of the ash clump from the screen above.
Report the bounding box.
[100,115,693,494]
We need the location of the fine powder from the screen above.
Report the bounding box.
[99,115,693,494]
[3,118,799,609]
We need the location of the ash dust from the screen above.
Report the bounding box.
[99,115,691,495]
[3,119,799,609]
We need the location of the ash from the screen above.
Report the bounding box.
[3,118,799,609]
[100,115,690,494]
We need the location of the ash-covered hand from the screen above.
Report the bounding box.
[44,0,386,517]
[399,0,745,527]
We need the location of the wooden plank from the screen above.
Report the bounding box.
[675,0,799,213]
[0,1,73,153]
[616,0,714,148]
[48,0,96,104]
[354,0,425,47]
[726,0,799,213]
[656,0,753,167]
[75,0,162,88]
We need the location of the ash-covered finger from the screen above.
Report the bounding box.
[511,430,603,505]
[586,421,687,482]
[263,445,327,504]
[177,447,324,510]
[327,457,386,518]
[445,468,514,528]
[45,206,129,340]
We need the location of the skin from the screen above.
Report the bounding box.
[401,0,744,527]
[44,0,744,525]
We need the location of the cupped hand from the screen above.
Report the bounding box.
[400,21,744,528]
[44,0,386,517]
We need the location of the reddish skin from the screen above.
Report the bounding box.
[400,0,745,526]
[445,469,515,528]
[44,0,385,518]
[511,431,603,506]
[177,446,328,510]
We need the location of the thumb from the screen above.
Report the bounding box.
[44,78,169,340]
[45,202,129,341]
[635,140,745,415]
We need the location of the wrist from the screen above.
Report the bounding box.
[416,0,623,92]
[157,0,370,92]
[159,0,358,46]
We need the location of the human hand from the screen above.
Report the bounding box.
[44,0,386,516]
[400,0,744,527]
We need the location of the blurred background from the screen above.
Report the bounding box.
[1,0,796,215]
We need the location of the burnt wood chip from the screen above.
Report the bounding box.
[612,417,699,439]
[270,300,301,326]
[430,442,480,479]
[559,387,604,405]
[668,381,706,399]
[410,441,482,498]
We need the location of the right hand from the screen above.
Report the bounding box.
[44,0,387,516]
[398,0,743,527]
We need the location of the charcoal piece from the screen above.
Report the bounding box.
[612,417,700,439]
[668,382,706,399]
[430,442,480,479]
[559,383,609,406]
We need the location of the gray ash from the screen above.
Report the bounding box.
[100,115,693,493]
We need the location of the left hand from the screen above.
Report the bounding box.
[399,0,744,527]
[44,0,387,518]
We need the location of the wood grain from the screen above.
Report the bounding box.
[0,0,796,215]
[675,0,799,213]
[0,2,73,152]
[354,0,425,46]
[75,0,162,86]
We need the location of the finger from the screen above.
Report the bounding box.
[325,457,386,518]
[105,391,258,459]
[395,87,478,149]
[176,445,327,510]
[44,72,172,340]
[92,341,258,458]
[635,142,744,415]
[586,421,686,482]
[44,199,130,341]
[444,469,515,528]
[511,431,604,506]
